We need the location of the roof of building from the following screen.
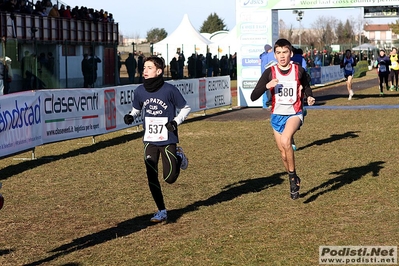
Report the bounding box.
[364,24,392,31]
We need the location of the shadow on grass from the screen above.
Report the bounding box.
[23,172,285,266]
[1,108,243,182]
[296,131,360,151]
[301,161,384,204]
[167,172,286,223]
[0,248,14,256]
[0,131,144,182]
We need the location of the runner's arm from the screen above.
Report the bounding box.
[251,68,272,101]
[174,105,191,125]
[300,68,313,98]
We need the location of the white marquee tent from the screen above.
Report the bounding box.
[208,25,238,58]
[153,14,212,64]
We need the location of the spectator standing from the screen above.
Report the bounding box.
[137,55,144,83]
[21,51,35,91]
[0,57,13,95]
[48,4,60,17]
[170,57,178,80]
[291,47,307,70]
[220,55,229,76]
[187,54,196,78]
[206,52,213,77]
[88,53,101,87]
[125,52,137,84]
[313,49,322,67]
[177,50,185,79]
[61,5,72,18]
[195,54,204,78]
[333,52,341,65]
[260,44,276,108]
[323,50,332,66]
[81,53,91,88]
[212,55,220,77]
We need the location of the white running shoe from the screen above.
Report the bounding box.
[348,90,354,100]
[150,209,167,223]
[176,146,188,170]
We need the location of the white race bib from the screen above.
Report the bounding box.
[275,80,297,105]
[143,117,168,142]
[345,64,353,71]
[392,61,398,68]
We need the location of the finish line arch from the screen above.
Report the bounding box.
[235,0,397,107]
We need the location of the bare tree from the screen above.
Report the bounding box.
[311,16,338,49]
[279,19,288,39]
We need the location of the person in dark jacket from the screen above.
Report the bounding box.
[125,53,137,83]
[170,57,178,80]
[81,53,91,88]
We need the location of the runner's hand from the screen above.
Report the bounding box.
[124,114,134,125]
[165,120,177,132]
[307,97,315,106]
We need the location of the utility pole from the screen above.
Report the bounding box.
[293,10,304,48]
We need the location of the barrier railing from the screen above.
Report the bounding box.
[0,76,231,159]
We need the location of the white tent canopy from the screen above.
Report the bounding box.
[352,43,377,51]
[208,25,238,58]
[153,14,212,64]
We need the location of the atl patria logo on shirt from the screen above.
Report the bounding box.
[143,98,168,115]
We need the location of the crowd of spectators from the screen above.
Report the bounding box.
[186,52,237,80]
[0,0,114,22]
[302,49,363,69]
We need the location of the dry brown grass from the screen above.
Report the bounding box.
[0,72,398,266]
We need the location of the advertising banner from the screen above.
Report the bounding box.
[0,91,43,157]
[204,76,232,109]
[0,76,231,158]
[41,89,104,143]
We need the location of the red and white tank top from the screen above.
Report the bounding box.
[270,63,303,115]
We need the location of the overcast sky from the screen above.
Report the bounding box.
[62,0,397,37]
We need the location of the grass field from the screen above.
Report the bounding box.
[0,72,398,266]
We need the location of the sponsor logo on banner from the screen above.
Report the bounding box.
[242,80,258,89]
[174,82,195,95]
[44,93,99,114]
[241,34,268,44]
[207,79,229,91]
[0,98,41,133]
[242,58,260,67]
[240,23,268,34]
[120,89,135,105]
[241,45,264,56]
[240,0,266,7]
[104,89,116,130]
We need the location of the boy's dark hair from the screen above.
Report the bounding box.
[274,39,293,52]
[145,56,165,74]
